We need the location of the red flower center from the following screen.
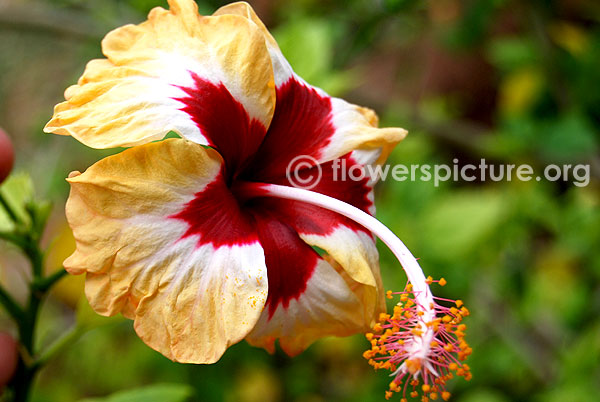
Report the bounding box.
[171,75,372,315]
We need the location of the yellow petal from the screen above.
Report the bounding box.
[65,139,269,363]
[246,259,372,356]
[214,2,290,87]
[45,0,275,149]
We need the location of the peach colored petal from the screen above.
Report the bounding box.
[65,139,269,363]
[45,0,275,149]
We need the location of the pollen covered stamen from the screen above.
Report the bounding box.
[365,280,471,401]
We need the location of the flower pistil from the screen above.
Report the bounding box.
[235,181,472,401]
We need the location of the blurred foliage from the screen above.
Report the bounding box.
[79,384,194,402]
[1,0,599,401]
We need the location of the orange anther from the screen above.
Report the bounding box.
[379,313,391,322]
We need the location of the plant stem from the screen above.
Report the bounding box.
[0,285,24,322]
[1,181,70,401]
[10,238,46,402]
[32,269,68,293]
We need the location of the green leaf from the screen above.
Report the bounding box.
[79,384,194,402]
[421,190,507,261]
[273,18,354,95]
[538,111,599,161]
[487,37,539,72]
[274,18,333,82]
[0,172,35,230]
[28,199,53,237]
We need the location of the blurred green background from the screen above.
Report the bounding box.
[1,0,599,401]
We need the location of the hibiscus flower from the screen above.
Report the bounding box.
[45,5,469,396]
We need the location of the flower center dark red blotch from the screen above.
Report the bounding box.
[171,74,372,316]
